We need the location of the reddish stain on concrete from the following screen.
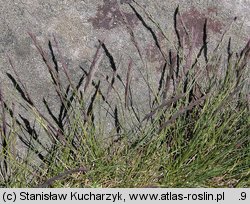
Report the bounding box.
[179,7,224,47]
[88,0,138,30]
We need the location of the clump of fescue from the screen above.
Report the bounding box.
[0,3,249,187]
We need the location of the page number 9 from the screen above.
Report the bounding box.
[240,192,246,200]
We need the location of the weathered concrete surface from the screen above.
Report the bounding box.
[0,0,249,117]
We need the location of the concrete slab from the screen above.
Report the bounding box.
[0,0,249,126]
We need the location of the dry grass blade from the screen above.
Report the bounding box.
[203,19,208,63]
[213,17,237,54]
[100,41,117,72]
[53,35,74,89]
[106,67,119,98]
[105,54,123,99]
[158,95,207,133]
[0,84,6,139]
[100,42,125,86]
[227,37,233,62]
[87,54,103,91]
[125,59,133,108]
[36,167,87,188]
[128,3,166,60]
[131,0,178,51]
[48,40,60,86]
[87,81,100,122]
[174,6,182,48]
[7,52,62,143]
[142,93,186,122]
[48,41,59,73]
[28,32,55,76]
[84,42,103,92]
[117,4,143,60]
[28,32,66,106]
[183,27,198,76]
[163,51,175,99]
[100,41,125,99]
[163,73,171,101]
[7,55,34,106]
[0,84,8,179]
[153,62,167,104]
[236,39,250,85]
[114,106,121,134]
[118,4,155,107]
